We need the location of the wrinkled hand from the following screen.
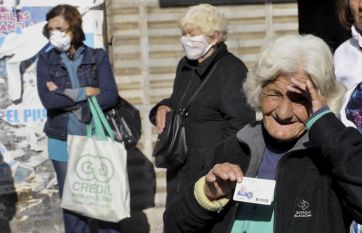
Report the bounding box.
[85,87,100,97]
[287,78,327,114]
[156,105,172,134]
[204,163,243,201]
[46,81,58,91]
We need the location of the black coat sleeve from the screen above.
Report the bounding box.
[148,59,186,125]
[219,58,255,138]
[149,97,172,125]
[309,112,362,223]
[164,135,250,233]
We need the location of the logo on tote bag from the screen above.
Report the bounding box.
[69,155,114,200]
[75,155,114,182]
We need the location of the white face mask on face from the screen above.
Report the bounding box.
[180,34,213,60]
[49,30,71,52]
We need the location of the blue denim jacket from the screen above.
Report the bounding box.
[36,45,118,140]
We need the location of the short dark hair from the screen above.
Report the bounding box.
[43,4,85,48]
[337,0,353,29]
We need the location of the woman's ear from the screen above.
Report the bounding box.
[43,23,49,38]
[210,31,221,45]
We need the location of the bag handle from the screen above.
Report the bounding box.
[183,59,222,113]
[87,96,115,141]
[87,98,105,139]
[90,96,116,140]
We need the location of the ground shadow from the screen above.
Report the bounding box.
[120,147,156,233]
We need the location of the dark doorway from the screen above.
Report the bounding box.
[298,0,350,52]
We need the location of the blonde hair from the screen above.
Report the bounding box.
[179,4,228,42]
[243,34,346,114]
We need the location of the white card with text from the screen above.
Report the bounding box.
[233,177,276,205]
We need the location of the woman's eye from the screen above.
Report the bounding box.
[288,92,309,105]
[264,92,282,100]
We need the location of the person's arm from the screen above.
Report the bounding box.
[164,170,235,233]
[91,48,118,110]
[46,81,99,103]
[45,81,101,120]
[164,136,249,232]
[149,59,186,131]
[308,112,362,223]
[73,48,118,123]
[290,78,362,223]
[36,53,80,110]
[219,60,255,138]
[149,98,172,125]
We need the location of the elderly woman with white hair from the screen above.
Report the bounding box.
[163,34,362,233]
[149,3,254,209]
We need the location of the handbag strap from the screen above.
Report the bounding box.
[183,59,222,113]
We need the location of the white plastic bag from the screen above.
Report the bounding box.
[61,96,130,222]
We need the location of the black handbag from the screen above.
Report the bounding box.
[152,60,221,169]
[152,109,187,169]
[91,49,141,149]
[105,96,141,149]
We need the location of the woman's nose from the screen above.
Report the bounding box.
[275,98,294,122]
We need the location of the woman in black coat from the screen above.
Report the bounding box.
[149,3,255,208]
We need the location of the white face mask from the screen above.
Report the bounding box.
[180,35,213,60]
[49,30,71,52]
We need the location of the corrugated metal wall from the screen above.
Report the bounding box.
[105,1,298,232]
